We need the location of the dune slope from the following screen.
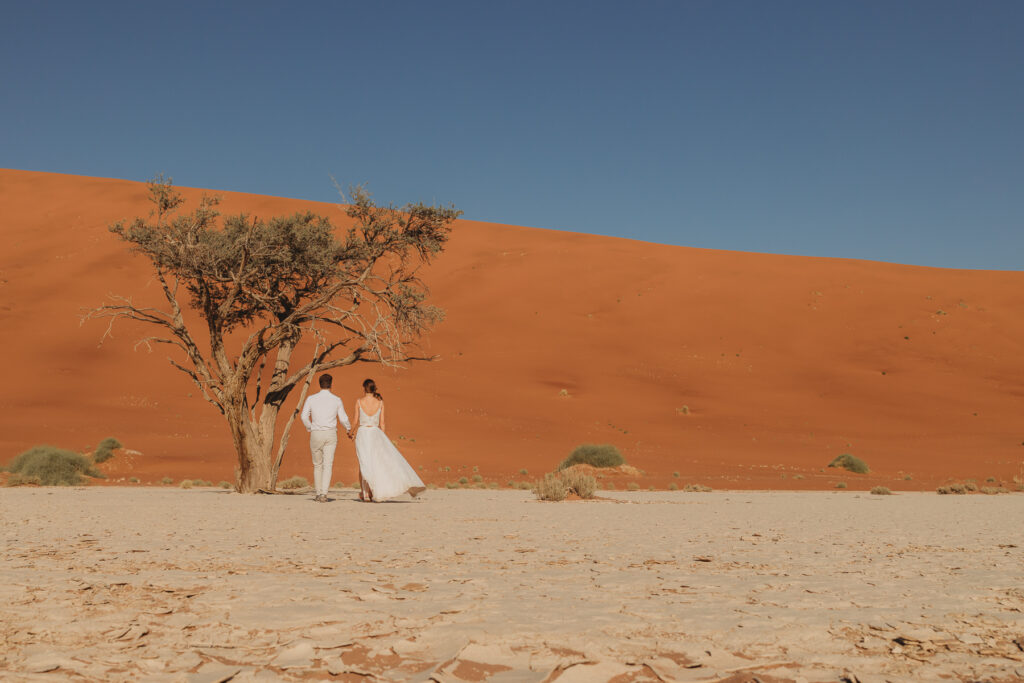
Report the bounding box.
[1,169,1022,489]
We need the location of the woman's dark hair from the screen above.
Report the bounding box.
[362,379,382,400]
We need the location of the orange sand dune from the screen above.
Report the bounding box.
[1,169,1022,490]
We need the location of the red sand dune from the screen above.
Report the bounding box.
[1,169,1023,491]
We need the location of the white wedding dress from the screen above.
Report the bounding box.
[354,403,426,501]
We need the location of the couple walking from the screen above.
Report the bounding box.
[300,374,426,502]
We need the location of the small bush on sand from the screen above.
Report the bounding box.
[92,437,122,463]
[445,481,458,489]
[219,481,233,489]
[793,474,805,480]
[986,476,996,483]
[870,486,891,495]
[668,482,678,491]
[684,484,712,492]
[472,474,483,483]
[458,476,468,485]
[487,481,499,489]
[279,476,309,490]
[558,444,625,470]
[129,477,140,483]
[4,445,105,486]
[835,481,847,489]
[6,473,42,487]
[161,476,173,485]
[517,481,533,490]
[626,482,640,491]
[981,486,1006,495]
[534,473,567,501]
[193,479,213,487]
[827,454,869,474]
[963,481,978,492]
[949,483,967,494]
[561,470,597,499]
[519,468,528,475]
[180,479,194,489]
[672,471,680,478]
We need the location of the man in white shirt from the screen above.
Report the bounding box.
[300,373,352,502]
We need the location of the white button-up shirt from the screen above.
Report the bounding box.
[300,390,352,432]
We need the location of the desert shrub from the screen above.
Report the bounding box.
[473,482,485,489]
[350,481,361,489]
[827,454,869,474]
[683,483,712,492]
[672,471,680,478]
[487,481,498,489]
[219,481,233,489]
[458,476,468,485]
[870,486,891,495]
[472,466,479,473]
[129,477,139,483]
[561,470,597,499]
[279,476,309,490]
[519,468,528,475]
[986,476,996,483]
[903,475,913,481]
[92,437,122,463]
[793,474,805,480]
[445,481,458,489]
[558,444,625,470]
[517,481,532,490]
[534,473,567,501]
[835,482,847,489]
[626,482,640,491]
[936,486,952,495]
[981,486,1005,495]
[471,474,483,483]
[4,445,104,486]
[180,479,194,489]
[668,482,678,491]
[949,483,967,494]
[963,481,978,492]
[161,476,173,485]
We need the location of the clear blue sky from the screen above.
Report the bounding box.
[3,1,1022,270]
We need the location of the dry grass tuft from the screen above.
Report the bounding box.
[534,473,567,501]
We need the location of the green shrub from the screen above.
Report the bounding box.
[870,486,891,495]
[517,481,532,490]
[458,476,468,485]
[534,473,567,501]
[219,481,233,489]
[129,477,140,483]
[4,445,104,486]
[835,482,847,489]
[668,482,678,491]
[92,437,122,463]
[827,454,869,474]
[684,483,712,492]
[986,476,996,483]
[279,476,309,490]
[964,481,978,492]
[180,479,194,489]
[519,468,528,475]
[445,481,458,489]
[193,479,213,487]
[672,471,680,478]
[561,470,597,499]
[558,444,625,470]
[471,474,483,483]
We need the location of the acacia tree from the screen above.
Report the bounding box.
[86,178,460,492]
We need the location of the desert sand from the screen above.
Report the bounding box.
[2,168,1024,489]
[2,487,1023,681]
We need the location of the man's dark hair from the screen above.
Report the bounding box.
[318,374,333,389]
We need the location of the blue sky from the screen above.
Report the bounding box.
[2,1,1022,270]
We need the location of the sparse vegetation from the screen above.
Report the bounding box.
[519,468,528,475]
[517,481,532,490]
[793,474,805,480]
[986,476,996,483]
[487,481,499,489]
[445,481,458,489]
[964,481,978,492]
[626,482,640,491]
[534,473,568,501]
[458,476,468,485]
[561,470,597,499]
[981,486,1006,495]
[180,479,194,489]
[677,406,690,415]
[684,484,712,492]
[4,445,105,486]
[870,486,891,495]
[129,477,139,483]
[92,437,122,463]
[161,476,173,485]
[219,481,233,489]
[471,474,483,483]
[827,454,869,474]
[668,482,678,491]
[903,475,912,481]
[558,444,625,470]
[672,471,680,478]
[835,482,847,489]
[279,476,310,490]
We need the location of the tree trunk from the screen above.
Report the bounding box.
[229,404,275,493]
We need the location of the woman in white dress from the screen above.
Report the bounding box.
[351,379,426,502]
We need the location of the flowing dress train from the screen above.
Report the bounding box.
[354,404,426,501]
